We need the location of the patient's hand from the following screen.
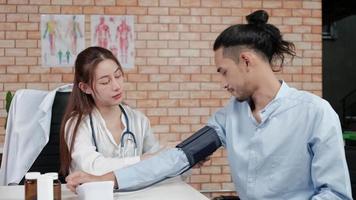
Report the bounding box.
[66,171,116,193]
[193,156,211,168]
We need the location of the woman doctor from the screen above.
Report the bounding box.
[60,46,160,177]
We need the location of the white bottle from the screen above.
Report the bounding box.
[37,174,53,200]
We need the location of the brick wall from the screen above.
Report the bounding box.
[0,0,321,195]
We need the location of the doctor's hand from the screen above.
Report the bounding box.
[66,171,117,193]
[141,146,169,160]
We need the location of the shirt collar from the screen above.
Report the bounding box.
[274,80,291,100]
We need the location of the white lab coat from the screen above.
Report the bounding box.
[0,84,72,185]
[67,105,160,176]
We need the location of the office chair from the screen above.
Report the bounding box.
[19,91,70,184]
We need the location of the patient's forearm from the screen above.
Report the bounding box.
[115,148,189,190]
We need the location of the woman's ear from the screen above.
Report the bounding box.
[78,82,92,94]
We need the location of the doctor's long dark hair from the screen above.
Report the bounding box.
[59,46,124,176]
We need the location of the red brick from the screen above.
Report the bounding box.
[104,7,126,15]
[126,7,147,15]
[159,32,179,40]
[4,83,26,90]
[189,41,210,49]
[0,23,16,31]
[169,24,189,32]
[160,116,179,124]
[137,100,158,108]
[138,0,157,6]
[137,82,157,90]
[147,40,167,48]
[303,17,321,25]
[6,31,27,40]
[17,23,38,31]
[0,5,17,13]
[7,14,28,22]
[190,175,210,183]
[190,24,210,32]
[17,5,39,13]
[62,6,83,14]
[159,16,180,24]
[202,16,221,24]
[0,74,17,82]
[283,1,302,8]
[95,0,115,5]
[127,74,148,82]
[181,0,200,7]
[292,9,311,17]
[5,48,26,56]
[148,24,168,32]
[159,49,179,57]
[302,82,321,90]
[137,32,158,40]
[0,40,15,48]
[180,49,200,57]
[19,74,40,82]
[303,1,321,9]
[180,32,200,40]
[149,74,169,82]
[169,8,190,15]
[83,7,104,14]
[147,57,167,65]
[6,66,28,73]
[159,0,179,7]
[73,0,94,5]
[212,8,231,16]
[148,91,169,99]
[126,91,148,99]
[52,0,72,5]
[158,99,178,107]
[169,91,189,99]
[148,7,168,15]
[272,9,292,17]
[160,66,179,73]
[16,40,37,48]
[168,57,189,65]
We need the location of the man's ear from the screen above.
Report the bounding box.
[78,82,92,94]
[239,52,253,72]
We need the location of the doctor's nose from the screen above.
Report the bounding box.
[111,78,121,90]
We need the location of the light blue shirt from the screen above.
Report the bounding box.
[115,82,352,199]
[207,82,352,200]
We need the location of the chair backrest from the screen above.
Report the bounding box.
[19,91,70,184]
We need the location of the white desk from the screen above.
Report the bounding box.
[0,180,209,200]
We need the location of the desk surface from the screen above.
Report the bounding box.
[0,180,209,200]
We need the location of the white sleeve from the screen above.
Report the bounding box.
[141,115,160,154]
[66,117,140,176]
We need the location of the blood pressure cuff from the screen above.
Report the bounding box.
[176,126,222,167]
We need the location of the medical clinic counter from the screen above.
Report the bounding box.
[0,179,209,200]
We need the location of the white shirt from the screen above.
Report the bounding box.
[66,105,160,176]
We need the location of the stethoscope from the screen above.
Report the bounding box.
[89,104,137,157]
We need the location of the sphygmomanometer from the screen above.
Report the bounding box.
[116,125,222,192]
